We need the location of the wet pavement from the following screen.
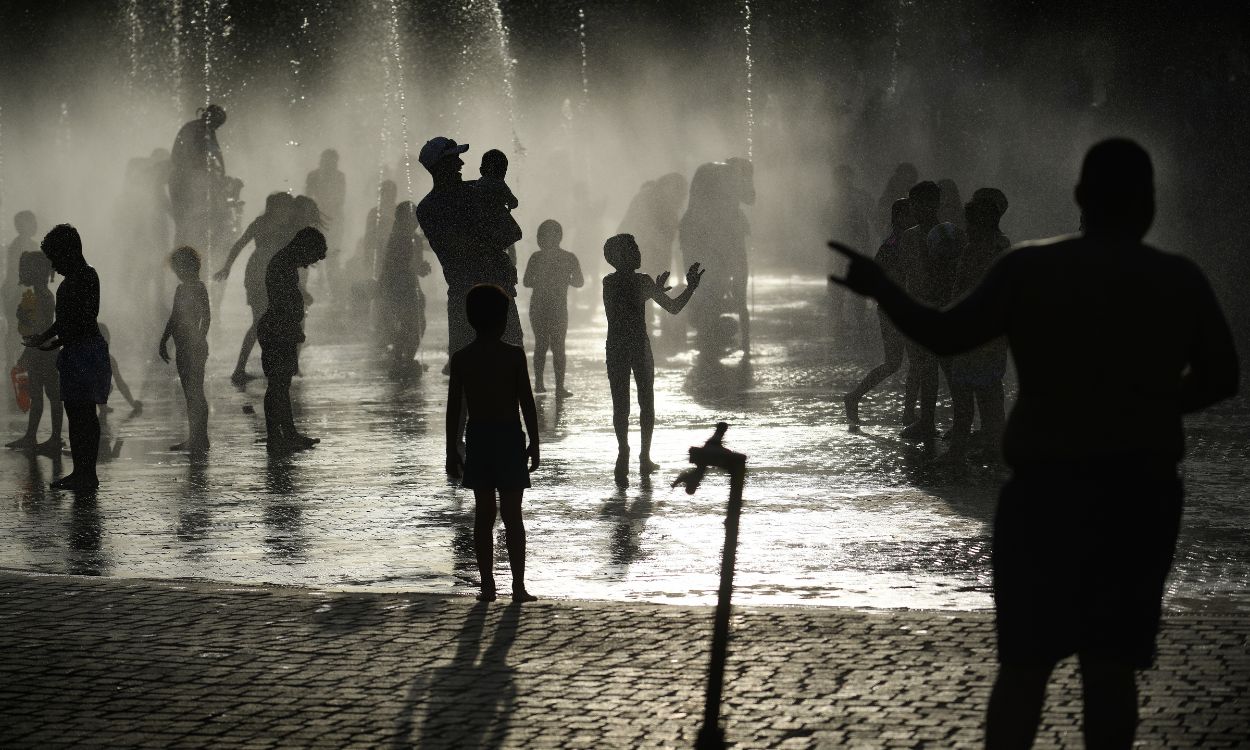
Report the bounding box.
[2,276,1248,612]
[3,571,1248,749]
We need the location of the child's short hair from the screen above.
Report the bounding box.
[466,284,509,333]
[18,251,52,284]
[481,149,508,176]
[14,210,36,234]
[603,234,637,269]
[41,224,82,258]
[536,219,562,249]
[170,246,201,277]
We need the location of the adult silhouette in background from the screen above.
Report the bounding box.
[843,197,913,428]
[416,136,523,369]
[168,105,233,259]
[829,138,1239,749]
[305,149,346,296]
[378,201,431,369]
[896,181,951,440]
[25,224,112,492]
[680,159,754,358]
[618,172,688,347]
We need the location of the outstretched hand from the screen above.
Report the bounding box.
[685,262,706,290]
[212,267,230,283]
[827,241,887,298]
[655,270,673,292]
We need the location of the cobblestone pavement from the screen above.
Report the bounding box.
[2,277,1247,612]
[1,571,1247,749]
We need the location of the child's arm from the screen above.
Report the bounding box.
[445,357,464,478]
[646,263,705,315]
[522,253,538,289]
[158,307,176,363]
[213,221,258,281]
[503,182,519,210]
[569,254,585,288]
[196,282,212,337]
[517,349,540,471]
[111,355,139,408]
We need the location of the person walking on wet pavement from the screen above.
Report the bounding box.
[257,228,327,452]
[843,197,913,429]
[445,284,539,603]
[829,138,1240,750]
[415,137,524,373]
[6,251,62,454]
[603,233,704,488]
[158,246,211,452]
[24,224,112,491]
[523,219,584,396]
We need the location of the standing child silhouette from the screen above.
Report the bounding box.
[523,219,584,395]
[602,233,703,488]
[6,251,62,453]
[159,246,211,451]
[446,284,540,603]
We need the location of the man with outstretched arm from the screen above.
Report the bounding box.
[828,138,1238,750]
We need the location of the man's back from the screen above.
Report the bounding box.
[995,235,1231,465]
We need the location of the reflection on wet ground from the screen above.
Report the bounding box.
[1,276,1247,611]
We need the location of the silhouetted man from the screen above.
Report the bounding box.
[168,104,230,257]
[896,180,944,438]
[415,137,523,367]
[829,138,1239,749]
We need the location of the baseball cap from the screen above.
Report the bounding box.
[418,137,469,171]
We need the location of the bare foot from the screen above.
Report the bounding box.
[477,588,497,602]
[614,451,629,488]
[35,437,64,455]
[557,388,574,398]
[6,436,35,451]
[639,457,660,475]
[512,589,538,603]
[534,382,547,394]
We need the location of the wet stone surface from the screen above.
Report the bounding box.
[1,572,1248,749]
[1,276,1247,612]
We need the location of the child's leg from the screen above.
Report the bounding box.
[233,324,257,377]
[636,347,657,470]
[532,328,549,391]
[64,400,101,482]
[608,352,632,486]
[498,489,535,600]
[473,488,499,599]
[553,314,569,394]
[110,355,138,408]
[23,385,44,442]
[263,375,292,443]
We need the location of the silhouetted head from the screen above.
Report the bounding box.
[40,224,84,275]
[264,192,296,224]
[169,246,201,281]
[604,234,640,272]
[380,180,398,205]
[890,198,913,234]
[14,210,36,237]
[18,251,52,286]
[967,188,1008,231]
[292,195,323,230]
[481,149,508,180]
[537,219,563,251]
[319,149,339,170]
[656,172,688,204]
[466,284,509,340]
[287,227,327,268]
[1075,138,1154,240]
[392,201,417,234]
[418,136,469,179]
[907,181,941,223]
[199,104,226,130]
